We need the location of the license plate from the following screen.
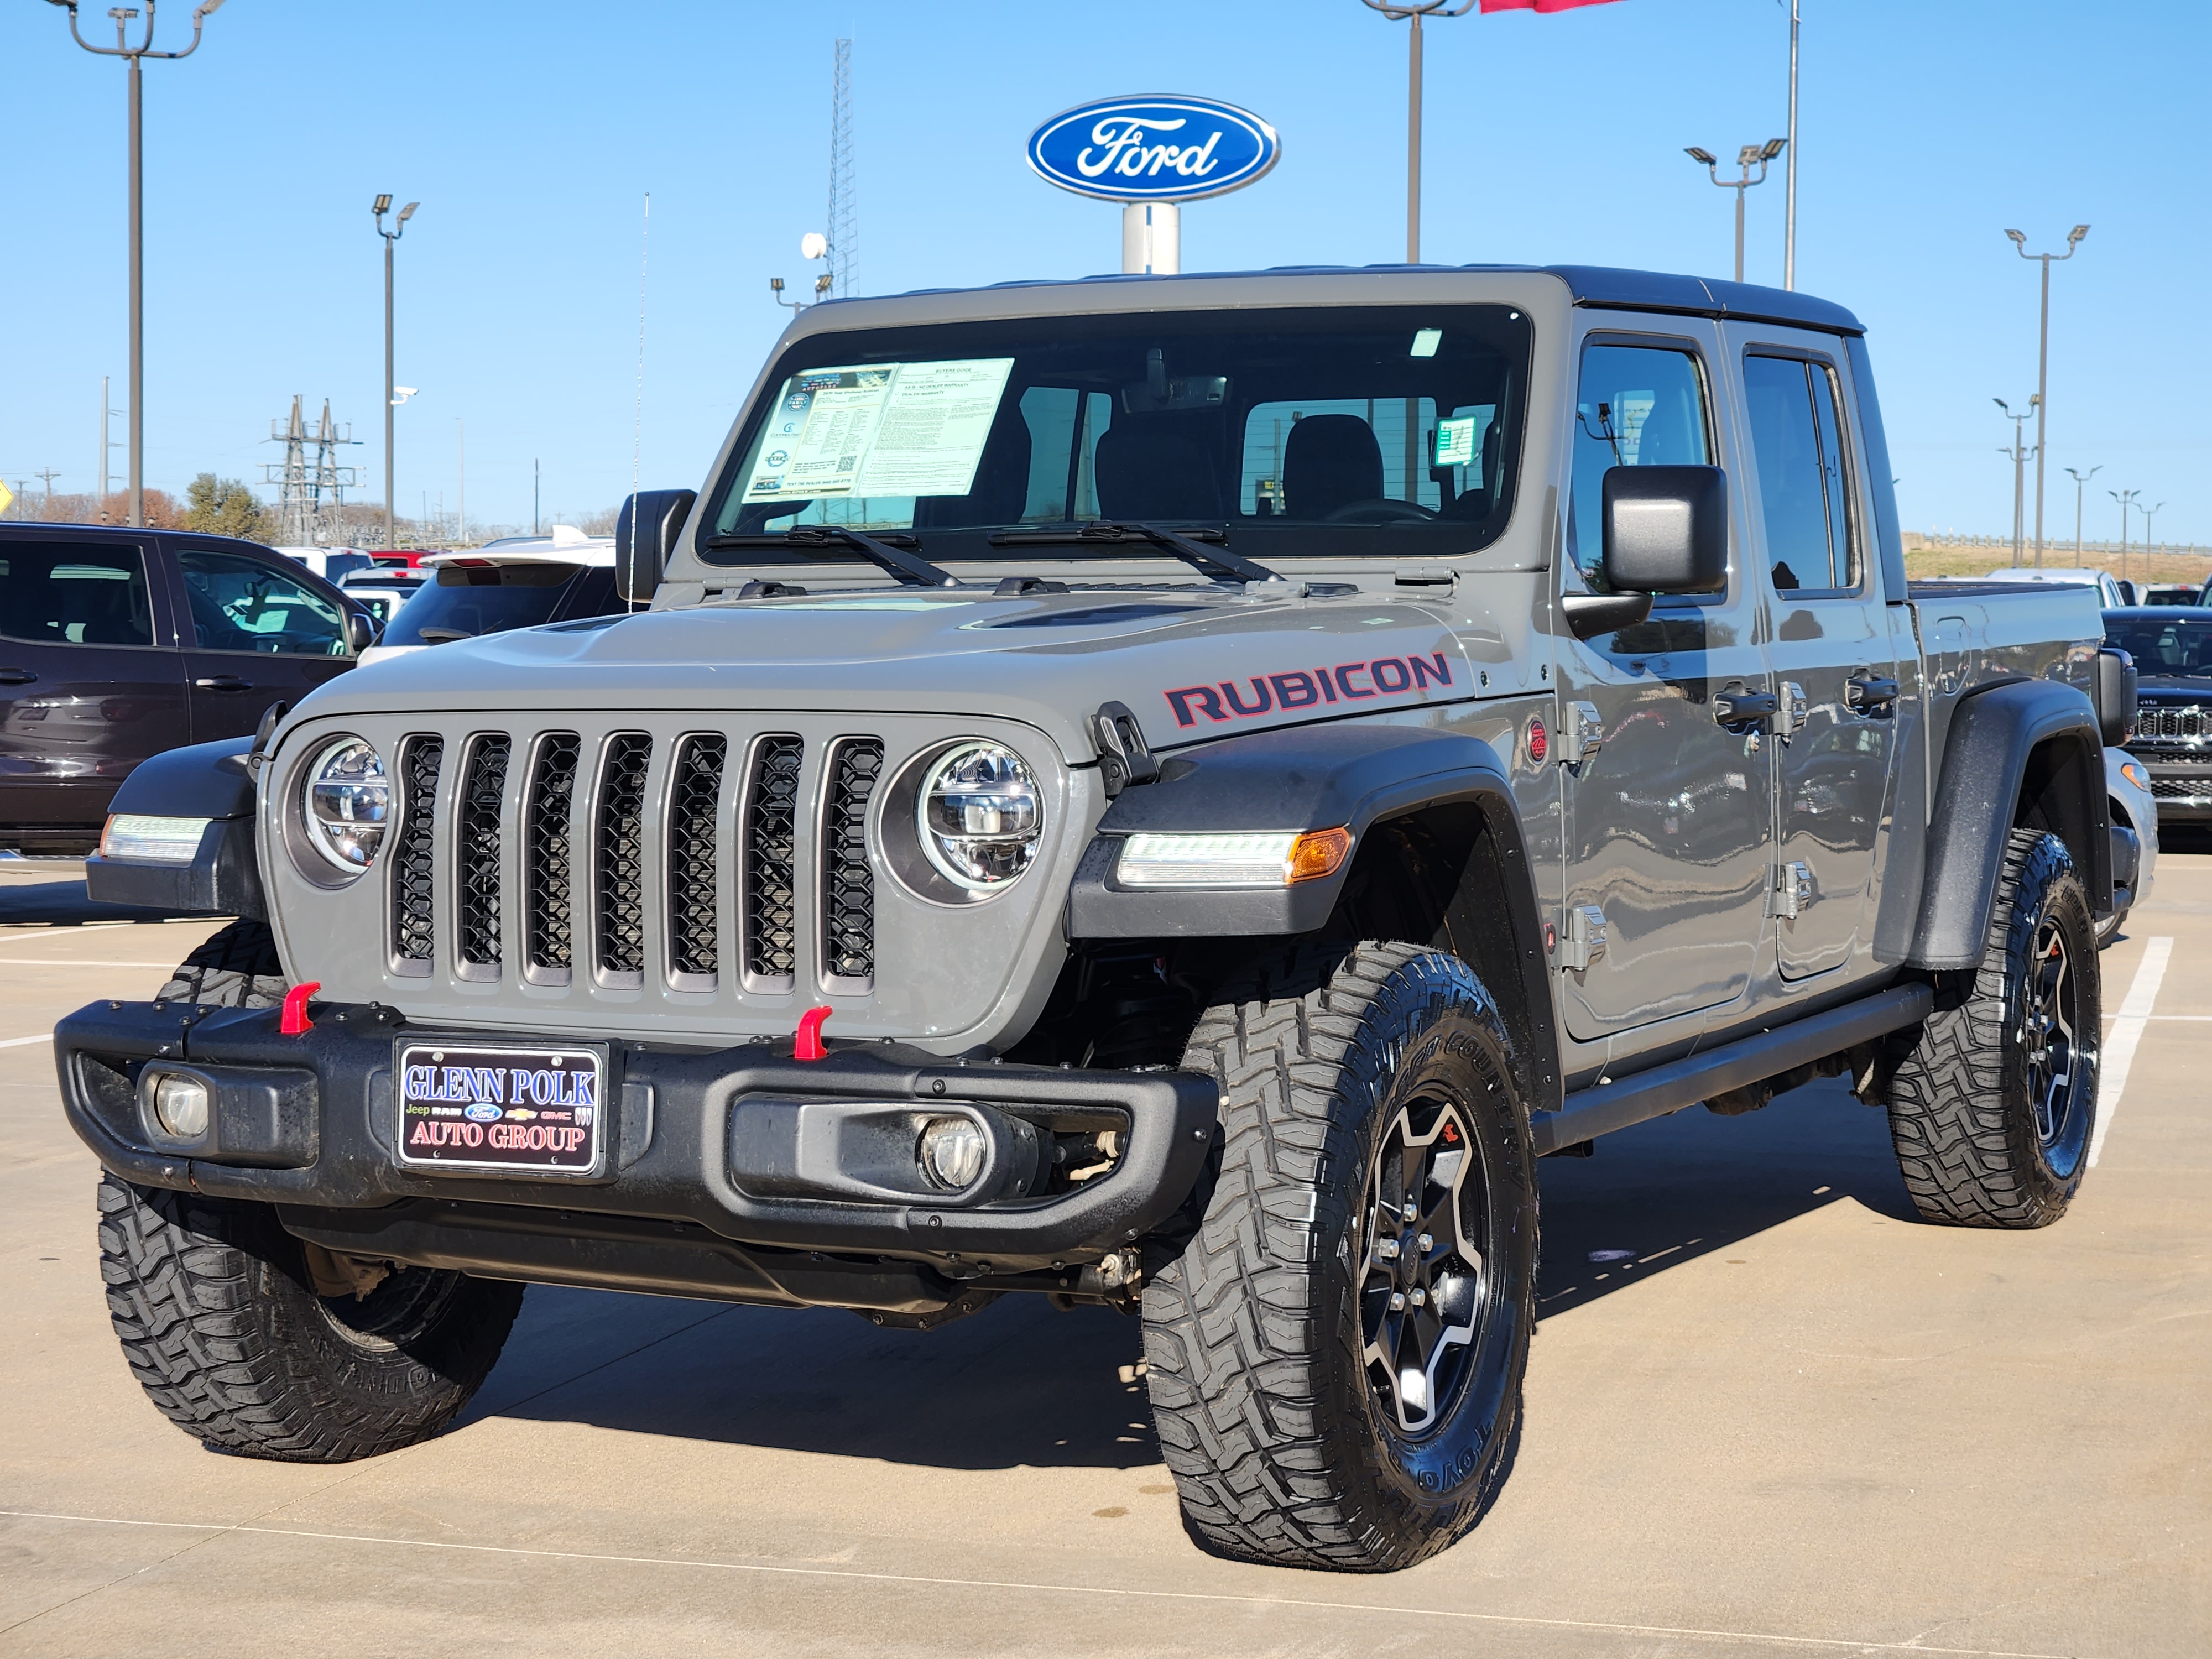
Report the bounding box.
[394,1040,606,1175]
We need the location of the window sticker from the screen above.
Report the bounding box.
[742,357,1016,503]
[1434,415,1479,468]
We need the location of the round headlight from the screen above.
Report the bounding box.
[301,737,390,874]
[916,741,1043,894]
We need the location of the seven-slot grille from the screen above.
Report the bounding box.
[2135,707,2208,743]
[380,726,903,995]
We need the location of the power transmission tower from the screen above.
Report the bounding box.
[827,36,855,298]
[310,399,361,541]
[265,396,311,544]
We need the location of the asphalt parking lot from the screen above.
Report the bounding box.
[1,854,2205,1658]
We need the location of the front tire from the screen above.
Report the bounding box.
[1141,942,1537,1572]
[97,1174,524,1461]
[1885,828,2100,1228]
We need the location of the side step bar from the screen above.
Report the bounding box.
[1530,983,1935,1156]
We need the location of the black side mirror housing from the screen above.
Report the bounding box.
[615,488,698,604]
[1601,464,1729,596]
[345,610,377,654]
[2096,645,2138,746]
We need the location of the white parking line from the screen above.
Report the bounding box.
[2089,937,2173,1170]
[0,959,180,969]
[0,1033,54,1050]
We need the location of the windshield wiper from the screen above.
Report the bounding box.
[415,626,475,644]
[705,525,958,588]
[988,521,1277,585]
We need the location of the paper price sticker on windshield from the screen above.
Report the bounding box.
[742,357,1014,504]
[1434,415,1479,468]
[394,1041,605,1175]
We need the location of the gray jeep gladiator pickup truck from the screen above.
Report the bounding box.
[63,265,2136,1572]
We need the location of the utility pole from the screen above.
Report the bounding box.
[98,374,123,508]
[1686,140,1786,283]
[2109,488,2140,586]
[36,467,63,513]
[374,194,418,551]
[2005,225,2088,567]
[1784,0,1799,289]
[49,0,225,529]
[1995,397,2036,560]
[456,416,466,547]
[533,458,540,537]
[2065,465,2100,560]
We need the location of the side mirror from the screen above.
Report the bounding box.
[1601,465,1728,596]
[615,488,698,604]
[345,610,377,655]
[2096,646,2138,746]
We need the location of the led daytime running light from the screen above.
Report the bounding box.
[1117,826,1352,889]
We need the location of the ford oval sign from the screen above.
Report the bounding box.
[1027,95,1280,204]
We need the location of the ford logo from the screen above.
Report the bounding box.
[463,1103,503,1123]
[1027,95,1280,204]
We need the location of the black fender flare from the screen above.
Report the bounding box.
[1908,679,2110,971]
[84,737,263,919]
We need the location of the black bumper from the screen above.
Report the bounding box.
[54,999,1217,1310]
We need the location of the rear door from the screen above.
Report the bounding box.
[170,539,355,742]
[1726,335,1901,981]
[0,533,189,838]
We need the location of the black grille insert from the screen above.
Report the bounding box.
[456,735,512,968]
[668,734,727,982]
[596,734,653,979]
[743,736,803,984]
[823,738,883,984]
[392,735,443,968]
[525,734,581,976]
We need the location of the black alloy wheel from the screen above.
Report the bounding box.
[1359,1097,1491,1438]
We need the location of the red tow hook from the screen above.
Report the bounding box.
[280,981,321,1036]
[794,1004,833,1061]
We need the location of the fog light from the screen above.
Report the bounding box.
[919,1115,987,1190]
[152,1073,210,1140]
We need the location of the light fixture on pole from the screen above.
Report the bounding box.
[2064,465,2100,560]
[2004,224,2088,568]
[769,233,835,314]
[46,0,227,529]
[1686,140,1786,284]
[1359,0,1475,264]
[374,194,419,552]
[2138,500,2165,561]
[1995,397,2037,561]
[2109,487,2140,587]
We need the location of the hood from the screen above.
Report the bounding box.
[292,584,1494,764]
[2135,676,2212,700]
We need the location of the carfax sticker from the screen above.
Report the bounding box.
[394,1041,604,1175]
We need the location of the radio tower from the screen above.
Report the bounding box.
[827,37,855,298]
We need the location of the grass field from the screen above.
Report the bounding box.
[1902,540,2211,588]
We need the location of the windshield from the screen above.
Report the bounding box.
[698,305,1532,566]
[379,562,615,648]
[2106,617,2212,677]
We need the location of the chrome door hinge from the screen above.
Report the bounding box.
[1562,701,1604,766]
[1768,860,1815,919]
[1774,681,1806,739]
[1559,904,1609,971]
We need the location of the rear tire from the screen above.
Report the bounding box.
[1885,828,2100,1228]
[97,1173,524,1461]
[156,917,288,1008]
[1141,941,1537,1572]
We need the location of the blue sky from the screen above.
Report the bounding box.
[2,0,2204,546]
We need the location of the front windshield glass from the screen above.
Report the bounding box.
[2106,617,2212,677]
[698,305,1532,565]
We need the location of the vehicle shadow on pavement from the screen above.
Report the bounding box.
[0,865,196,927]
[469,1078,1914,1470]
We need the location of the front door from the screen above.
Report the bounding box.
[0,534,189,839]
[171,542,354,742]
[1730,338,1901,981]
[1557,330,1775,1041]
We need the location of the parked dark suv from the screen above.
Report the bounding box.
[0,523,371,852]
[2106,606,2212,823]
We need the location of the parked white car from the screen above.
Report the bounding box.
[357,526,620,666]
[1985,566,2127,609]
[2103,745,2158,945]
[272,545,379,585]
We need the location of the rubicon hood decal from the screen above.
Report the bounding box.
[1165,651,1455,728]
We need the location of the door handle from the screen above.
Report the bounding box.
[1713,687,1778,728]
[194,675,255,692]
[1846,674,1900,712]
[0,668,37,685]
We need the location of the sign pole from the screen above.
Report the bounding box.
[1121,202,1181,275]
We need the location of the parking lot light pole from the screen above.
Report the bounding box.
[2109,487,2140,587]
[2065,465,2100,560]
[1686,140,1786,283]
[2006,225,2088,568]
[375,195,418,552]
[2139,500,2165,561]
[1361,0,1474,265]
[48,0,226,529]
[1996,397,2036,561]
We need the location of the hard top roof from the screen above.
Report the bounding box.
[804,262,1864,337]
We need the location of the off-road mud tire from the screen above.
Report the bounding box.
[156,917,288,1008]
[1886,828,2100,1228]
[1141,941,1538,1572]
[97,1172,524,1460]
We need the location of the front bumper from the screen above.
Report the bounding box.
[55,999,1216,1311]
[2135,753,2212,821]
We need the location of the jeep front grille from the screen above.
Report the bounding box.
[668,733,727,983]
[822,739,883,986]
[392,735,442,971]
[743,735,804,987]
[596,733,653,983]
[2135,707,2207,742]
[456,735,510,970]
[524,734,581,979]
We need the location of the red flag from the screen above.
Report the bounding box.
[1479,0,1625,12]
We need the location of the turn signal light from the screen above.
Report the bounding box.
[1285,826,1353,885]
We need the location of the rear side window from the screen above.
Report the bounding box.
[0,542,155,647]
[380,561,590,647]
[1742,354,1858,593]
[178,549,348,655]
